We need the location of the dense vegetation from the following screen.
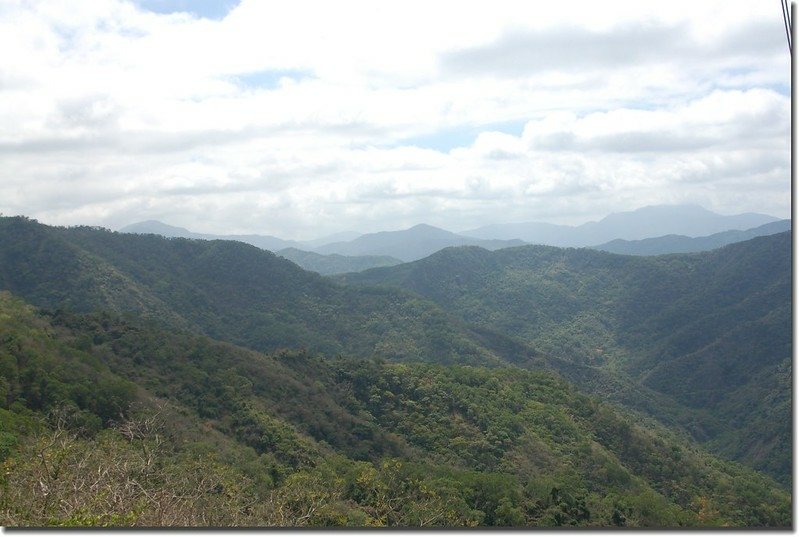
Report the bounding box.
[0,293,790,527]
[338,234,792,485]
[0,217,503,366]
[0,217,791,526]
[0,216,704,445]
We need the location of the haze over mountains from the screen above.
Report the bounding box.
[461,205,780,247]
[312,224,525,262]
[276,248,402,275]
[593,220,791,256]
[120,220,308,252]
[120,205,787,274]
[121,220,525,263]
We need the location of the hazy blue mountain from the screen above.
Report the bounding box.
[218,233,304,251]
[121,220,523,262]
[119,205,781,259]
[120,221,364,252]
[277,247,402,275]
[120,220,305,251]
[313,223,526,262]
[463,205,780,246]
[120,220,206,239]
[593,219,791,255]
[300,230,363,249]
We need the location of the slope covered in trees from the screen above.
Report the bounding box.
[0,216,791,523]
[0,217,730,464]
[0,293,790,527]
[338,233,792,485]
[0,217,504,366]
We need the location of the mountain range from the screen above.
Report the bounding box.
[461,205,780,246]
[313,223,525,262]
[121,220,527,270]
[593,220,791,256]
[0,214,791,528]
[119,220,307,251]
[120,205,786,274]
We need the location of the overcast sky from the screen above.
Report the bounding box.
[0,0,791,239]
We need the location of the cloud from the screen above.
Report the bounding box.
[441,19,784,79]
[441,23,690,77]
[0,0,790,238]
[521,89,788,153]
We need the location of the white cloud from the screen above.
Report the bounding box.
[0,0,790,238]
[520,89,788,153]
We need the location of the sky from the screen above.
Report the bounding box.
[0,0,791,239]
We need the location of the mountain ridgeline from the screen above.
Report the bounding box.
[0,215,791,527]
[0,217,505,366]
[462,204,779,246]
[313,223,526,262]
[120,220,526,264]
[120,206,784,274]
[276,247,402,275]
[119,219,307,251]
[592,220,791,256]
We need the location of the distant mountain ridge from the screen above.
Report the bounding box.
[277,247,402,275]
[463,205,780,246]
[119,220,306,251]
[118,204,787,281]
[121,205,782,264]
[592,219,791,256]
[120,221,395,274]
[313,223,526,262]
[121,220,526,264]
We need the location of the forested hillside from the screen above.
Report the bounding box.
[0,217,503,366]
[0,217,733,464]
[338,233,792,485]
[0,217,791,527]
[0,293,790,527]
